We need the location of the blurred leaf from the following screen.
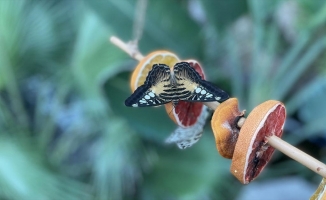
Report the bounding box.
[291,76,326,142]
[71,7,129,99]
[0,136,90,200]
[200,0,247,29]
[141,132,230,199]
[274,37,326,100]
[0,0,62,76]
[225,33,246,104]
[286,76,326,116]
[90,117,144,200]
[289,115,326,145]
[248,0,278,23]
[0,0,30,126]
[86,0,202,58]
[272,1,326,86]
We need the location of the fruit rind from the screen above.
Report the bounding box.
[211,98,244,159]
[230,100,286,184]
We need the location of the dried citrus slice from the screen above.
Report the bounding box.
[164,60,206,128]
[211,98,245,159]
[310,178,326,200]
[230,100,286,184]
[130,50,180,92]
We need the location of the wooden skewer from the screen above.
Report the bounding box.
[109,35,326,178]
[268,136,326,177]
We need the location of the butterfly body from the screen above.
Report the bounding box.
[125,62,229,107]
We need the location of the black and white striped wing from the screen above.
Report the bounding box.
[173,62,229,103]
[125,64,172,107]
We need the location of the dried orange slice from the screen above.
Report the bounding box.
[164,60,206,128]
[211,98,245,159]
[130,51,180,92]
[230,100,286,184]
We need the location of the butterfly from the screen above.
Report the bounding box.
[125,62,229,107]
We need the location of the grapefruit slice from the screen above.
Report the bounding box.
[164,60,206,128]
[211,98,245,159]
[130,50,180,92]
[230,100,286,184]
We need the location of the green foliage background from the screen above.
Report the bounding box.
[0,0,326,199]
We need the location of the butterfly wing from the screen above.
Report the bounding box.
[166,127,204,149]
[173,62,229,103]
[125,64,172,107]
[189,79,230,102]
[165,105,209,149]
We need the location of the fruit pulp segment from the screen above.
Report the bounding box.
[245,104,286,183]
